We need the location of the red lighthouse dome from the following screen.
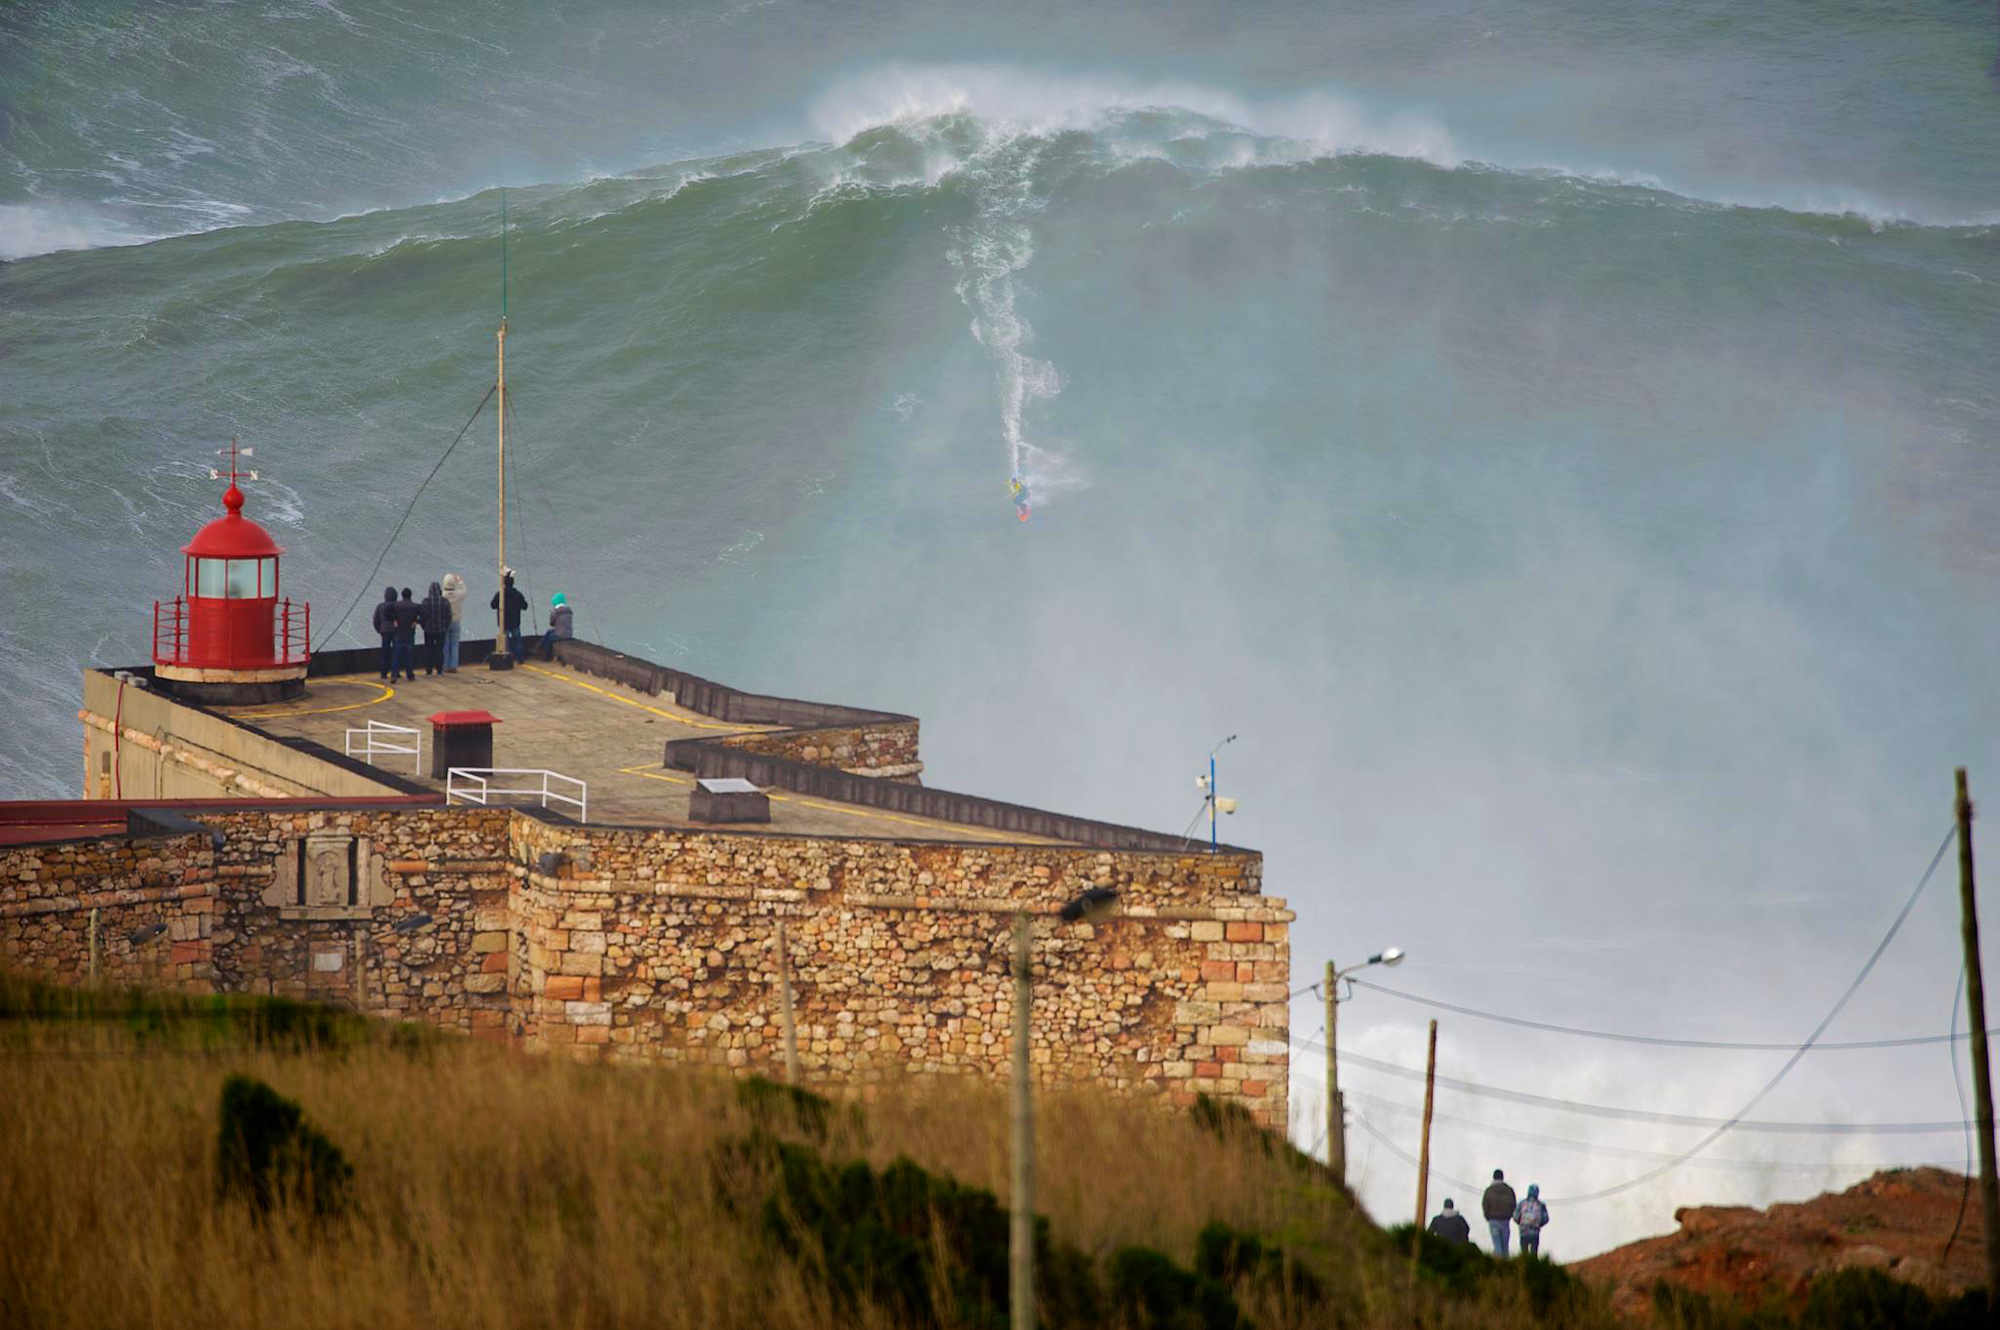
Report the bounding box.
[152,448,310,703]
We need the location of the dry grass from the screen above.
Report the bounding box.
[0,977,1606,1330]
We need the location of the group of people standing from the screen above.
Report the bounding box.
[1426,1169,1550,1258]
[371,567,573,681]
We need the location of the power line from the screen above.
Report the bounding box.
[1352,1112,1483,1196]
[1294,1037,1971,1135]
[315,385,495,650]
[1540,823,1958,1203]
[1345,1090,1951,1175]
[1345,976,2000,1051]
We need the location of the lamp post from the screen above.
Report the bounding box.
[1324,946,1405,1189]
[1012,887,1120,1330]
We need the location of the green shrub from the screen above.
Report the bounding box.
[736,1075,838,1142]
[728,1130,1101,1329]
[1195,1220,1325,1305]
[1108,1245,1246,1330]
[215,1075,352,1218]
[1800,1267,1975,1330]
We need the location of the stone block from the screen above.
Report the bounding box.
[1206,1025,1249,1046]
[1199,960,1236,983]
[1189,920,1224,942]
[570,930,607,955]
[564,1000,612,1026]
[472,932,508,953]
[558,951,603,977]
[481,951,509,973]
[1174,1002,1220,1025]
[464,973,506,994]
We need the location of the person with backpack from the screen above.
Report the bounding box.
[371,586,399,679]
[1514,1184,1550,1257]
[419,581,452,676]
[1426,1198,1471,1246]
[1482,1169,1517,1257]
[390,586,421,681]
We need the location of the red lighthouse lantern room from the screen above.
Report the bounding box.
[152,443,310,703]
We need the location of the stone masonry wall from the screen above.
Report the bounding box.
[509,819,1290,1126]
[713,721,923,780]
[0,831,218,989]
[2,807,1290,1126]
[196,806,516,1039]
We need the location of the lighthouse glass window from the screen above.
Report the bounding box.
[195,559,226,597]
[226,560,258,598]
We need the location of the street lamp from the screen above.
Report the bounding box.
[1323,945,1406,1189]
[1012,887,1120,1330]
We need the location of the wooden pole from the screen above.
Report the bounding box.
[1326,959,1344,1187]
[1414,1019,1438,1237]
[1011,912,1036,1330]
[493,314,509,662]
[776,919,800,1085]
[87,907,99,985]
[1955,768,2000,1305]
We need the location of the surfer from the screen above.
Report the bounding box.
[1009,476,1030,522]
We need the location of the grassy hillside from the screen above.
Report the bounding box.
[0,972,1970,1329]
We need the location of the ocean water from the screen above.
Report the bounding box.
[4,0,1999,1253]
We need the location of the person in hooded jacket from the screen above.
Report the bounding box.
[491,569,528,660]
[419,581,451,675]
[440,572,467,672]
[371,587,399,679]
[1514,1184,1550,1257]
[537,592,574,660]
[1427,1199,1471,1246]
[390,587,421,681]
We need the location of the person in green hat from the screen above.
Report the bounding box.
[537,591,574,660]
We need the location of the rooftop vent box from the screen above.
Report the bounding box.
[689,776,770,825]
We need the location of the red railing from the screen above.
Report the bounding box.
[279,599,311,666]
[152,597,187,666]
[152,596,311,668]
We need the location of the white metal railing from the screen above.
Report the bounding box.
[344,720,422,775]
[446,767,587,823]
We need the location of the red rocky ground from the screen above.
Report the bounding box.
[1571,1168,1987,1321]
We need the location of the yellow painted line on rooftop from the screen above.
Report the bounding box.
[618,763,693,786]
[232,679,394,720]
[518,662,744,731]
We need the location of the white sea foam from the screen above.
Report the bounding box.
[0,206,150,261]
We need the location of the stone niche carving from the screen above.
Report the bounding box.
[262,834,392,920]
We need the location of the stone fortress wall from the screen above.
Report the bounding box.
[3,803,1290,1125]
[18,639,1293,1126]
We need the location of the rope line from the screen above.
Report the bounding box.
[1344,975,1998,1051]
[314,385,495,651]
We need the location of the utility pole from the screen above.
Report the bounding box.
[491,189,513,669]
[1415,1019,1438,1239]
[1325,959,1343,1187]
[87,907,99,985]
[776,919,800,1085]
[1955,768,2000,1305]
[1011,912,1035,1330]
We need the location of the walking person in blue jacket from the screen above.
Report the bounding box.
[1514,1183,1551,1257]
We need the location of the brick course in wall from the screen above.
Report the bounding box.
[1,806,1291,1126]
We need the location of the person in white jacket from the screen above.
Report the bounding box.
[439,572,468,672]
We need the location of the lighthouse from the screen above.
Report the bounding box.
[151,443,310,704]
